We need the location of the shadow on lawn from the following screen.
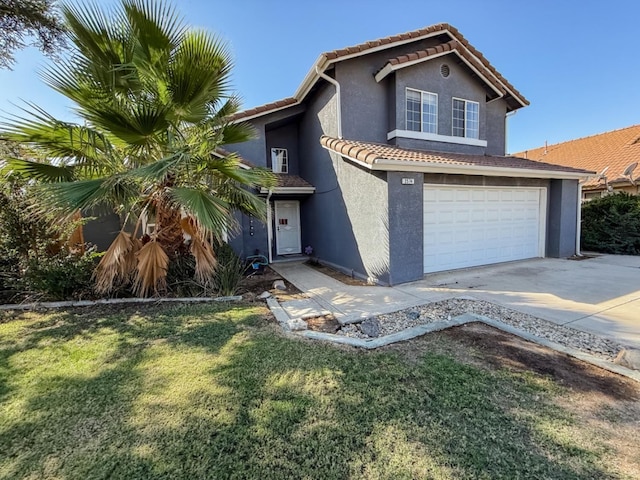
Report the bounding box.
[0,304,627,479]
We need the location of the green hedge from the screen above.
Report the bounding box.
[581,192,640,254]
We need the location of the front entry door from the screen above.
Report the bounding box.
[275,201,301,255]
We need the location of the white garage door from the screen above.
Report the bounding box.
[423,185,545,273]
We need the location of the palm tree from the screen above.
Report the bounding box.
[1,0,273,296]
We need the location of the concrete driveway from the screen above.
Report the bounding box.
[396,255,640,349]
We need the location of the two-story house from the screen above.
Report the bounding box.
[228,23,592,285]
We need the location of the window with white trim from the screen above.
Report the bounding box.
[452,98,479,139]
[406,88,437,134]
[271,148,288,173]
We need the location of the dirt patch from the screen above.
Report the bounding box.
[305,261,370,286]
[380,322,640,477]
[388,322,639,401]
[238,266,306,302]
[305,315,340,334]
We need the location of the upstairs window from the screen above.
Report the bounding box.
[452,98,479,139]
[271,148,288,173]
[406,88,437,134]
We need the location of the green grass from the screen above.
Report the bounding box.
[0,303,627,479]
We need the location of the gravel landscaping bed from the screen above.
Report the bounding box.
[338,298,624,361]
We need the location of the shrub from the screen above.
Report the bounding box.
[23,250,101,300]
[581,192,640,254]
[213,242,245,297]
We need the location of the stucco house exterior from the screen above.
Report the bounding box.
[227,23,593,285]
[513,125,640,200]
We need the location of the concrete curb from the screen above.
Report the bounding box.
[0,295,243,311]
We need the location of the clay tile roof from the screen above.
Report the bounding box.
[272,174,314,188]
[229,97,297,122]
[512,125,640,188]
[233,23,527,121]
[320,136,593,176]
[324,23,453,59]
[381,39,507,97]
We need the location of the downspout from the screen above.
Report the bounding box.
[316,66,342,138]
[576,181,583,256]
[266,189,273,263]
[505,110,516,154]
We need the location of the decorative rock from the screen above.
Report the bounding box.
[287,318,308,331]
[258,291,272,299]
[358,317,381,338]
[329,298,624,362]
[273,280,287,291]
[614,349,640,371]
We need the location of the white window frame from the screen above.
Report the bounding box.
[271,148,288,174]
[452,97,479,139]
[406,88,438,134]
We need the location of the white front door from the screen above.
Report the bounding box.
[275,201,301,255]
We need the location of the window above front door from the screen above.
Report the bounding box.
[271,148,288,173]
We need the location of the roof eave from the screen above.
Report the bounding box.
[260,186,316,194]
[293,28,452,103]
[375,49,506,102]
[370,158,593,179]
[321,144,594,180]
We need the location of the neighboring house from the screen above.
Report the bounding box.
[225,23,593,285]
[513,125,640,200]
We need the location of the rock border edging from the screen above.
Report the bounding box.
[0,295,243,311]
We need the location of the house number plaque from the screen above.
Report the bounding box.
[401,178,415,185]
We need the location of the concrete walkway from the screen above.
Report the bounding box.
[272,255,640,349]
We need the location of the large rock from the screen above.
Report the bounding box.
[358,317,381,338]
[614,349,640,371]
[273,280,287,291]
[258,291,272,300]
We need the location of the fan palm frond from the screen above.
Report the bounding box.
[133,239,168,296]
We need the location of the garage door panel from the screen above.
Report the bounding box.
[424,186,543,273]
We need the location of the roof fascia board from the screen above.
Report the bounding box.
[233,102,303,123]
[375,50,505,100]
[259,187,316,194]
[294,29,452,101]
[370,158,593,179]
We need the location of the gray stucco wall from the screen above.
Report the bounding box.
[83,210,121,252]
[395,58,486,139]
[226,104,306,168]
[265,123,300,175]
[387,171,424,284]
[298,82,392,284]
[547,179,579,258]
[334,48,508,156]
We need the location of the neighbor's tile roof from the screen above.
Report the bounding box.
[320,136,592,175]
[273,174,314,188]
[513,125,640,188]
[232,23,527,121]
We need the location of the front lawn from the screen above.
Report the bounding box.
[0,303,638,479]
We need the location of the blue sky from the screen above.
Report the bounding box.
[0,0,638,153]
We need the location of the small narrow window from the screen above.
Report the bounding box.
[452,98,479,139]
[406,88,437,134]
[271,148,288,173]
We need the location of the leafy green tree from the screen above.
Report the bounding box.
[581,192,640,255]
[0,0,66,69]
[1,0,272,296]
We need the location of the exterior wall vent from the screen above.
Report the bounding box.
[440,64,450,78]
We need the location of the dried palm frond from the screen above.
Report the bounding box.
[190,235,217,284]
[133,240,169,297]
[94,230,139,294]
